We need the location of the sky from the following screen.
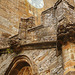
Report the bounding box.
[27,0,44,8]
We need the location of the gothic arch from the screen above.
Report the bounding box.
[5,55,38,75]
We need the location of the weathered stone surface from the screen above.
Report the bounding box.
[0,38,9,49]
[0,53,16,75]
[62,42,75,75]
[0,0,75,75]
[0,48,63,75]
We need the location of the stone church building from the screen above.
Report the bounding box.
[0,0,75,75]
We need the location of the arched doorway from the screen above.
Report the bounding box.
[5,55,38,75]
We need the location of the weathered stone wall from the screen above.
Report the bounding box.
[55,0,75,26]
[27,26,56,43]
[0,48,63,75]
[19,49,63,75]
[26,7,57,43]
[0,0,75,75]
[0,38,9,49]
[26,0,75,44]
[62,43,75,69]
[0,0,27,37]
[0,53,17,75]
[56,1,75,75]
[0,0,59,37]
[0,0,75,37]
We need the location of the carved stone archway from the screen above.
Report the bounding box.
[5,55,38,75]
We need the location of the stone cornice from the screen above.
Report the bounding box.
[21,41,56,50]
[0,40,56,54]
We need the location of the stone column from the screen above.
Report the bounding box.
[62,42,75,75]
[57,24,75,75]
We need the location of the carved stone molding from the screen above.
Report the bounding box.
[5,55,38,75]
[8,39,21,53]
[57,23,75,51]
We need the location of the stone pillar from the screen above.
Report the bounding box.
[57,24,75,75]
[62,42,75,75]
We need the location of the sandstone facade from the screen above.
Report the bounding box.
[0,0,75,75]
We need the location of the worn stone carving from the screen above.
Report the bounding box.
[57,23,75,45]
[9,39,21,53]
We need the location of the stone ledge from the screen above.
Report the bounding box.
[22,41,56,50]
[27,25,44,32]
